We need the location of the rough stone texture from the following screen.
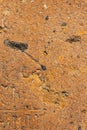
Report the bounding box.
[0,0,87,130]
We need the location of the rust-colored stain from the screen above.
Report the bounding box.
[0,0,87,130]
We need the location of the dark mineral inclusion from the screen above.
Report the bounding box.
[4,39,46,71]
[4,39,28,52]
[66,35,81,43]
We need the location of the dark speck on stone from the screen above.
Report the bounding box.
[61,91,68,97]
[41,65,46,71]
[44,50,48,55]
[61,22,67,26]
[0,26,3,29]
[45,15,49,20]
[48,41,50,44]
[53,30,56,33]
[66,35,81,43]
[81,109,86,113]
[78,126,81,130]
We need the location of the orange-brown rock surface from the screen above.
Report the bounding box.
[0,0,87,129]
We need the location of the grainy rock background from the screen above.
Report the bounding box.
[0,0,87,130]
